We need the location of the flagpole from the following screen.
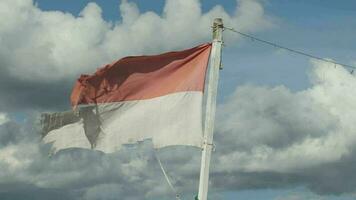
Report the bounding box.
[197,18,223,200]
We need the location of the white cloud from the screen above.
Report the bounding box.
[82,184,124,200]
[274,192,324,200]
[215,61,356,173]
[0,0,272,82]
[0,145,29,170]
[275,194,303,200]
[0,113,9,125]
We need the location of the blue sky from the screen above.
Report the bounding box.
[1,0,356,200]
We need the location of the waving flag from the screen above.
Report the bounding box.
[41,43,212,153]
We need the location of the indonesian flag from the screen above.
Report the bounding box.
[41,43,212,154]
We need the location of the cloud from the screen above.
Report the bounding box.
[0,113,9,125]
[210,61,356,194]
[275,194,303,200]
[215,61,356,173]
[275,194,308,200]
[81,183,125,200]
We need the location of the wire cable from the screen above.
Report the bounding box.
[154,150,182,200]
[224,27,356,70]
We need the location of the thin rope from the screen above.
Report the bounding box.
[154,150,182,200]
[224,27,356,70]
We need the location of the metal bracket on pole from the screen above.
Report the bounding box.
[202,141,216,152]
[197,18,224,200]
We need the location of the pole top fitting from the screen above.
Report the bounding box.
[213,18,223,28]
[212,18,223,40]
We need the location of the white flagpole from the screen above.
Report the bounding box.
[197,18,224,200]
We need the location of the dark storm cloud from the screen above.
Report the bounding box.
[0,122,22,146]
[210,147,356,195]
[0,183,78,200]
[304,147,356,195]
[0,71,73,112]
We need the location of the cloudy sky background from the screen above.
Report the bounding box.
[1,0,356,199]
